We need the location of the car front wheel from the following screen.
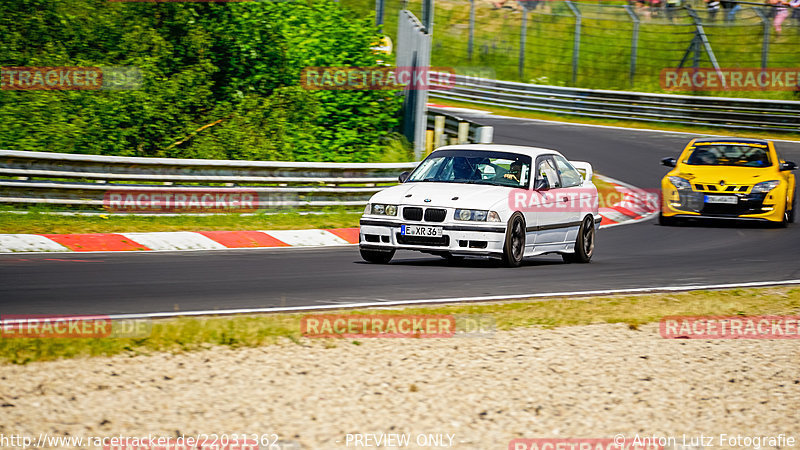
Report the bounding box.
[563,216,595,263]
[502,213,526,267]
[360,248,395,264]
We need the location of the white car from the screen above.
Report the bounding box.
[359,144,600,267]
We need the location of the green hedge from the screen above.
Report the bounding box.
[0,0,405,162]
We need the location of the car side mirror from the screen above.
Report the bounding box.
[780,161,797,171]
[398,171,410,183]
[533,178,549,190]
[661,157,677,168]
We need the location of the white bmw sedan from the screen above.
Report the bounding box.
[359,144,600,267]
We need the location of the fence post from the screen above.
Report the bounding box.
[519,5,528,81]
[684,5,725,87]
[376,0,385,30]
[565,1,581,85]
[753,7,770,69]
[468,0,475,61]
[623,5,640,86]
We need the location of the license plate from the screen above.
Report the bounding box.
[401,225,443,237]
[705,195,738,204]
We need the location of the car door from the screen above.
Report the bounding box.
[552,154,585,243]
[530,155,570,244]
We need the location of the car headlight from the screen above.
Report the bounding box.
[369,204,397,216]
[668,176,692,190]
[455,209,494,221]
[751,180,780,194]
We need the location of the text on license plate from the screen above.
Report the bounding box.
[705,195,738,204]
[401,225,443,237]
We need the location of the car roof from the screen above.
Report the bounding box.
[692,137,769,146]
[430,144,563,159]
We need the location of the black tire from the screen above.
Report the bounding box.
[563,215,595,264]
[502,213,526,267]
[360,247,395,264]
[658,212,675,226]
[788,195,795,224]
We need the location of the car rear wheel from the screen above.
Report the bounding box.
[563,216,595,264]
[502,213,526,267]
[360,248,395,264]
[788,195,795,224]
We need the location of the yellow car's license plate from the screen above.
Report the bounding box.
[705,195,738,204]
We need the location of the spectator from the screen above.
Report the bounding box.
[666,0,682,22]
[771,0,790,33]
[722,0,741,22]
[790,0,800,25]
[706,0,721,21]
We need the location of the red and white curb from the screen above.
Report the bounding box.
[595,174,659,229]
[0,228,360,253]
[0,177,653,253]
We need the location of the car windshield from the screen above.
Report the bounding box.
[685,143,771,167]
[407,149,532,188]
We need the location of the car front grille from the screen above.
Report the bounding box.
[424,208,447,222]
[403,207,423,221]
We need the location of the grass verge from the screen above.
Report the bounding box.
[0,207,363,234]
[2,286,798,364]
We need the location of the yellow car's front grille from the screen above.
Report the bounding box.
[692,183,749,193]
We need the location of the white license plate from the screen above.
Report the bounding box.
[401,225,443,237]
[705,195,738,204]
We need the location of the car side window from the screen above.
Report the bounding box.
[535,157,561,189]
[553,155,583,188]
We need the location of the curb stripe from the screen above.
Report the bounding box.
[325,227,361,244]
[197,230,289,248]
[42,233,150,252]
[121,232,227,251]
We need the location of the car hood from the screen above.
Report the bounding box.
[370,182,510,210]
[674,165,776,185]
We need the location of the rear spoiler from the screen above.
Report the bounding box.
[570,161,593,183]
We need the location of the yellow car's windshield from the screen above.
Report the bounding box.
[686,144,771,168]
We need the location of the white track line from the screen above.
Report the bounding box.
[95,279,800,321]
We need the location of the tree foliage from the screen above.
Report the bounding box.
[0,0,403,161]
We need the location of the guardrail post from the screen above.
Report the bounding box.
[433,115,445,149]
[457,122,470,144]
[565,1,581,85]
[519,5,528,81]
[468,0,475,61]
[753,7,770,69]
[425,130,434,155]
[475,126,494,144]
[623,5,640,86]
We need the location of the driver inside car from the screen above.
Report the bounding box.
[503,160,523,183]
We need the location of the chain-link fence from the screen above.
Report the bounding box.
[343,0,800,97]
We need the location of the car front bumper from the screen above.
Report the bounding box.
[661,187,785,222]
[359,218,507,255]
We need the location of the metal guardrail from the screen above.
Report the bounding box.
[431,74,800,133]
[0,150,418,210]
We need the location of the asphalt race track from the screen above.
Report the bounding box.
[1,117,799,316]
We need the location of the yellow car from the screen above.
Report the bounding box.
[660,138,797,226]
